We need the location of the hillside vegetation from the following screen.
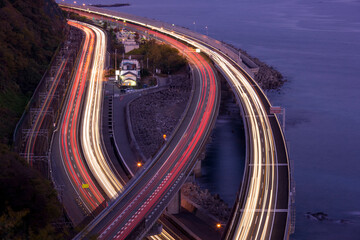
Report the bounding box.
[0,1,67,238]
[0,144,64,239]
[0,0,66,143]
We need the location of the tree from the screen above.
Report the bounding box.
[128,40,186,74]
[0,144,63,239]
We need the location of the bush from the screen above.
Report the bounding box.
[128,39,187,74]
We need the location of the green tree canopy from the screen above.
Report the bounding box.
[128,39,187,74]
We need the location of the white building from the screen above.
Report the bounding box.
[119,58,140,86]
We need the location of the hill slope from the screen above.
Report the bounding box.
[0,0,66,143]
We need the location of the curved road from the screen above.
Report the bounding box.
[60,4,291,240]
[72,19,219,240]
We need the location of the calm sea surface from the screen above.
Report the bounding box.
[77,0,360,238]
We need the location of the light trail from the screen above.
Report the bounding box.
[60,4,289,240]
[79,22,123,199]
[71,21,218,240]
[62,20,174,239]
[60,21,105,212]
[145,20,280,240]
[211,53,277,240]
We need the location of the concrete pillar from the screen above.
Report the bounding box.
[193,159,202,177]
[145,222,163,237]
[167,189,181,214]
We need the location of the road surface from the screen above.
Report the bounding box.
[73,23,219,240]
[60,4,291,240]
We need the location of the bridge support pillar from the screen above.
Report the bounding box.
[193,159,202,177]
[145,222,163,237]
[166,189,181,214]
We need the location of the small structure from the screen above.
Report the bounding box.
[116,29,139,53]
[119,58,140,86]
[124,39,139,53]
[116,29,135,43]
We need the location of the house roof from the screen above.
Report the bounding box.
[120,71,137,77]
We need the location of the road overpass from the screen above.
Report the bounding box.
[60,3,294,240]
[72,21,219,240]
[51,17,219,239]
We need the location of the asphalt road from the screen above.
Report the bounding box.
[59,4,291,240]
[51,21,107,224]
[74,30,219,239]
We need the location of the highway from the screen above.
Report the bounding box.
[164,27,291,240]
[59,20,105,213]
[60,4,291,240]
[167,23,291,240]
[73,20,219,240]
[52,20,127,224]
[78,21,124,199]
[49,19,189,238]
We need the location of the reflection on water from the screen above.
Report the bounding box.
[197,116,245,206]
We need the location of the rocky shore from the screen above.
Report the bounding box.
[243,49,286,90]
[224,42,286,90]
[129,70,192,159]
[305,212,351,224]
[182,182,232,222]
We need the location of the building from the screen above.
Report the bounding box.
[115,29,139,53]
[116,29,135,43]
[119,58,140,86]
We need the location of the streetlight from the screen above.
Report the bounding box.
[216,223,222,229]
[193,21,196,32]
[137,162,142,167]
[205,26,208,36]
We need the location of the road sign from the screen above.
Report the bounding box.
[82,184,89,189]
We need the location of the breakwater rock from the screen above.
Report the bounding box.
[129,72,192,159]
[223,42,286,90]
[241,49,286,90]
[305,212,351,224]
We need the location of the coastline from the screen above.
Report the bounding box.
[89,3,130,8]
[223,42,286,91]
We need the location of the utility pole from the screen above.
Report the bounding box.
[115,48,117,70]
